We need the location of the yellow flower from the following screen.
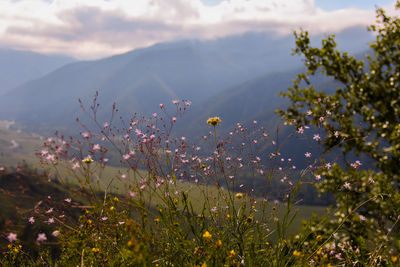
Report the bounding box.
[202,231,212,240]
[110,206,115,211]
[201,263,207,267]
[92,247,100,253]
[235,193,244,199]
[215,240,222,249]
[293,250,302,257]
[226,214,231,220]
[206,117,222,126]
[87,219,92,225]
[229,250,236,257]
[13,248,19,253]
[154,218,160,223]
[113,197,119,202]
[392,256,398,262]
[316,235,322,240]
[82,157,93,164]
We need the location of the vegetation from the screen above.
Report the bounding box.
[1,2,400,266]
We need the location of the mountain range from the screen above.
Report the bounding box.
[0,27,373,137]
[0,48,75,96]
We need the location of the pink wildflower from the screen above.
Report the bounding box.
[28,216,35,224]
[46,208,54,214]
[93,144,101,151]
[37,233,47,242]
[7,233,17,242]
[172,99,179,104]
[313,134,321,141]
[52,230,60,237]
[344,182,351,190]
[72,162,80,170]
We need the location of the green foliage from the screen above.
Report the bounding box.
[278,1,400,263]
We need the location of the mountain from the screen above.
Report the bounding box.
[0,27,373,135]
[0,48,75,96]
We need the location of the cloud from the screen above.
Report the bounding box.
[0,0,395,59]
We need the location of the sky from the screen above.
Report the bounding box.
[0,0,396,59]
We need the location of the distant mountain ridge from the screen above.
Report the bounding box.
[0,48,75,96]
[0,27,373,135]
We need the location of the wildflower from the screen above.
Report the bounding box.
[47,218,55,224]
[72,162,80,169]
[293,250,302,257]
[159,103,164,108]
[92,247,100,253]
[28,217,35,224]
[202,231,212,240]
[313,134,321,141]
[315,175,321,181]
[172,99,179,104]
[334,131,339,138]
[226,214,231,220]
[82,157,93,164]
[129,191,136,198]
[64,198,72,203]
[215,240,222,249]
[235,193,244,199]
[392,256,398,262]
[350,160,362,169]
[229,250,236,257]
[52,230,60,237]
[344,182,351,190]
[37,233,47,242]
[154,218,160,223]
[93,144,101,151]
[305,152,311,158]
[206,117,222,126]
[7,233,17,243]
[46,208,54,214]
[103,122,109,128]
[110,206,115,211]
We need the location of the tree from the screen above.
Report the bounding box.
[279,1,400,261]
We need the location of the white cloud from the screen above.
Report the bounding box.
[0,0,395,59]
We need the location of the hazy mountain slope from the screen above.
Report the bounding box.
[0,33,304,132]
[0,48,75,95]
[0,27,373,134]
